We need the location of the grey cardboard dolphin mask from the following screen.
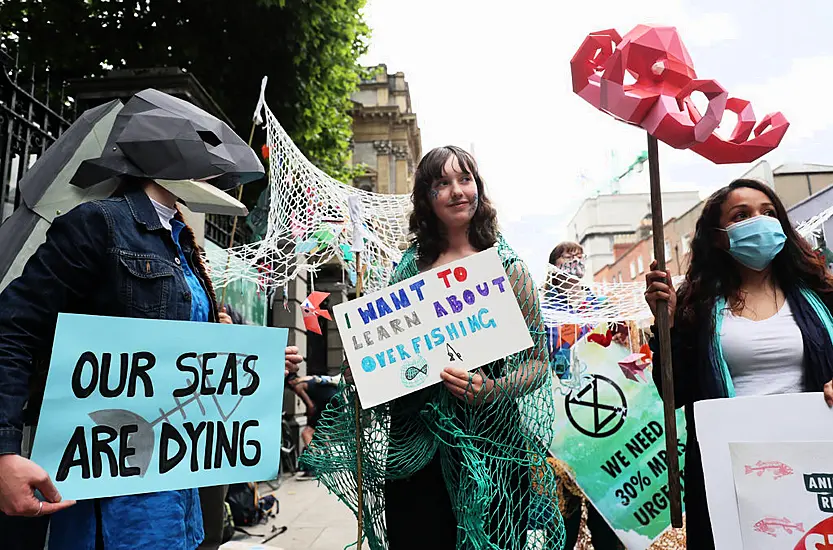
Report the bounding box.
[70,88,263,214]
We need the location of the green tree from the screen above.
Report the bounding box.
[0,0,369,184]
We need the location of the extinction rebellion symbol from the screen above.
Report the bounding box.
[565,374,628,438]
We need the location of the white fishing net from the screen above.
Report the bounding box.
[795,204,833,249]
[209,82,411,295]
[209,81,750,325]
[540,267,685,326]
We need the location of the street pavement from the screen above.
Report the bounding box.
[220,474,369,550]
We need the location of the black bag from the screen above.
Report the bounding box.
[221,502,235,543]
[226,482,260,527]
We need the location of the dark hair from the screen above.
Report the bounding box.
[408,145,498,266]
[677,178,833,326]
[549,242,583,265]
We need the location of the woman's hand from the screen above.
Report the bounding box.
[441,367,496,405]
[284,346,302,376]
[218,306,233,325]
[645,260,677,327]
[824,380,833,407]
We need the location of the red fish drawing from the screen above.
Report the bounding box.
[745,460,794,480]
[754,516,804,537]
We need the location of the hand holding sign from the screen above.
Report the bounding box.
[30,314,287,501]
[440,367,497,405]
[0,454,75,517]
[335,249,533,408]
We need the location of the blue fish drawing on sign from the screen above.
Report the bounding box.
[401,356,429,389]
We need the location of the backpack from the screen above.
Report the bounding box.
[221,502,235,543]
[226,482,260,527]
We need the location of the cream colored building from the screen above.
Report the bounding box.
[594,162,833,283]
[568,191,702,278]
[350,65,422,194]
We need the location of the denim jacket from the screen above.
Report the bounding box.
[0,187,218,455]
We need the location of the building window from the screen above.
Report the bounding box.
[664,240,672,260]
[637,256,644,274]
[617,271,622,283]
[682,234,691,254]
[630,261,637,279]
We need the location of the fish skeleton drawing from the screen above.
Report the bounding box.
[753,517,804,537]
[745,460,794,480]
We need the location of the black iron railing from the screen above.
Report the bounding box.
[205,213,253,248]
[0,47,74,221]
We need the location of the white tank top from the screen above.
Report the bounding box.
[719,300,805,397]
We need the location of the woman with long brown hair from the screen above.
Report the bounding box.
[645,178,833,548]
[303,146,564,549]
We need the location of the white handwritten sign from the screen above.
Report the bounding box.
[334,248,533,408]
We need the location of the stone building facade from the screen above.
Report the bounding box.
[350,65,422,195]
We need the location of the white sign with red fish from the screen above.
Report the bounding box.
[730,441,833,549]
[695,394,833,550]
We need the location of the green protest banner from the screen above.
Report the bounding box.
[205,241,268,327]
[549,324,686,548]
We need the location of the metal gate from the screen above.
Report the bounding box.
[0,47,75,222]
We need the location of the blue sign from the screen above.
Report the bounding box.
[30,313,287,500]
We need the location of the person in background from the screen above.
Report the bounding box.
[286,373,339,480]
[645,178,833,548]
[544,242,593,376]
[543,242,625,550]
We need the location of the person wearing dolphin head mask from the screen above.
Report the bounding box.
[0,89,302,550]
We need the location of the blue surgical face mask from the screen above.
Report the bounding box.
[720,215,786,271]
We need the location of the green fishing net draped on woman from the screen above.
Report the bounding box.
[301,146,565,550]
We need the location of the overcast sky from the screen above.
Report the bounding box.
[359,0,833,279]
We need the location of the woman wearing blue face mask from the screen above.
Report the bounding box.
[644,178,833,549]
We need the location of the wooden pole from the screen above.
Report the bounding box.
[354,251,365,548]
[646,133,683,528]
[219,122,257,308]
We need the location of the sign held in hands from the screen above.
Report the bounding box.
[30,314,287,500]
[334,248,533,408]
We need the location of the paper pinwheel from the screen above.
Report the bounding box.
[618,353,652,382]
[302,291,332,335]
